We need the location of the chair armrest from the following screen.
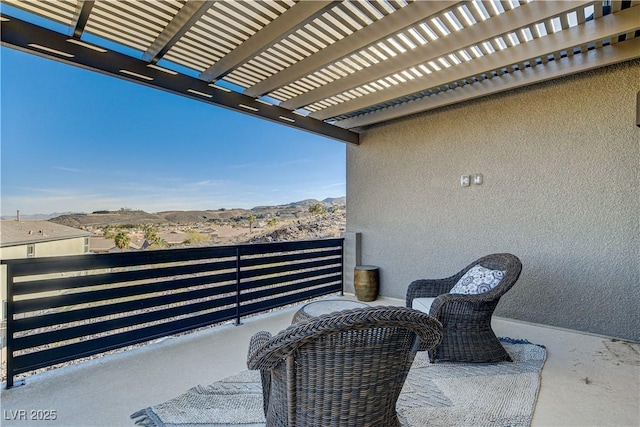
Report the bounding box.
[429,292,497,319]
[246,320,317,371]
[247,331,273,368]
[431,292,481,309]
[247,331,276,417]
[249,306,444,370]
[406,277,457,307]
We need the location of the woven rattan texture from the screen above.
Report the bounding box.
[247,306,443,426]
[406,253,522,363]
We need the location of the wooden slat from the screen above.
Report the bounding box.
[243,1,454,98]
[199,1,334,82]
[69,0,94,38]
[314,6,640,121]
[283,0,590,111]
[593,1,604,19]
[143,1,214,64]
[334,36,640,129]
[611,1,623,13]
[560,11,570,30]
[543,17,555,36]
[2,0,75,24]
[1,0,636,135]
[466,1,486,23]
[0,16,360,144]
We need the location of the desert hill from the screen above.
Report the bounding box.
[49,197,344,228]
[50,210,167,227]
[249,210,345,243]
[47,198,346,246]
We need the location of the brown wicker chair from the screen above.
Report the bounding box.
[406,253,522,363]
[247,306,443,427]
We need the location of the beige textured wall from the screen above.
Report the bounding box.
[1,237,89,320]
[346,60,640,341]
[0,237,88,260]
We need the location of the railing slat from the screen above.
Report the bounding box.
[13,271,237,313]
[12,308,238,374]
[239,257,341,280]
[2,238,344,387]
[240,284,343,317]
[13,258,237,295]
[9,245,238,276]
[240,276,342,303]
[13,295,238,350]
[238,239,343,256]
[239,247,343,267]
[12,283,239,332]
[241,266,342,290]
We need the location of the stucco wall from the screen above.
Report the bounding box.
[0,237,88,260]
[346,60,639,342]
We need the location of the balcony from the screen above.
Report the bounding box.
[0,2,638,424]
[0,293,638,426]
[0,235,638,426]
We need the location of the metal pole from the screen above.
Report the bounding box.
[340,239,345,296]
[5,263,15,388]
[235,247,242,326]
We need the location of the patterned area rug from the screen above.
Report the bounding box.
[131,338,546,427]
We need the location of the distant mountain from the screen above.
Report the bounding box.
[322,197,346,205]
[285,199,322,207]
[47,197,346,228]
[1,211,82,221]
[253,197,345,209]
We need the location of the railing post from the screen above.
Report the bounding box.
[235,247,242,326]
[340,239,345,296]
[5,263,17,388]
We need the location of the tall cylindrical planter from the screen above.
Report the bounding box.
[354,265,379,302]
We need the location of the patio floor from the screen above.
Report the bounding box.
[1,295,638,427]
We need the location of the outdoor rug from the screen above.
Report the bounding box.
[131,338,546,427]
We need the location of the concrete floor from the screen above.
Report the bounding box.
[1,295,638,427]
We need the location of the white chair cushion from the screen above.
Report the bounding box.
[412,297,437,314]
[450,265,505,295]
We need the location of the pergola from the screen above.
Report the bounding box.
[2,0,638,145]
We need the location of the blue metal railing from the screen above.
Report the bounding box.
[2,238,343,387]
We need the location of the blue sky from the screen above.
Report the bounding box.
[0,47,346,216]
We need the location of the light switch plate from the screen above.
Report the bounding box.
[461,175,470,187]
[474,174,483,185]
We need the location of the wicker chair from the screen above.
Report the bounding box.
[247,306,443,427]
[406,253,522,363]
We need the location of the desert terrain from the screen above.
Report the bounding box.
[49,197,346,250]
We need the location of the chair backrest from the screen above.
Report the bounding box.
[454,253,522,299]
[247,306,443,427]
